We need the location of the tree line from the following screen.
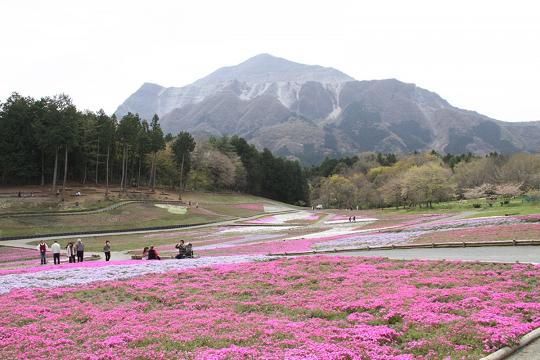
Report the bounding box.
[0,93,308,205]
[310,151,540,209]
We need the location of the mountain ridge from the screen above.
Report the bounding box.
[115,54,540,162]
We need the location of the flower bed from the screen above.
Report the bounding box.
[246,212,320,224]
[0,255,267,293]
[406,216,521,231]
[413,223,540,244]
[0,256,537,359]
[0,246,39,263]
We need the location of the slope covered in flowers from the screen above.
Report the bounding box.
[0,256,538,359]
[0,246,38,263]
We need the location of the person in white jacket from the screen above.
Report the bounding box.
[66,242,76,263]
[51,240,61,265]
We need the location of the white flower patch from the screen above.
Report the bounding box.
[313,231,429,251]
[263,204,291,212]
[155,204,187,214]
[248,211,319,224]
[218,226,296,234]
[0,255,269,294]
[286,224,371,241]
[324,218,377,225]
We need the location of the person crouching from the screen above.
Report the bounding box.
[147,246,160,260]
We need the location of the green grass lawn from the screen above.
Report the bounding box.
[0,203,223,238]
[382,198,540,217]
[0,197,118,214]
[0,191,296,238]
[182,192,270,205]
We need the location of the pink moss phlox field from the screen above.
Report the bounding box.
[405,216,521,232]
[0,256,537,359]
[248,216,277,224]
[0,246,39,263]
[304,214,320,221]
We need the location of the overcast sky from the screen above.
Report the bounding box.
[1,0,539,121]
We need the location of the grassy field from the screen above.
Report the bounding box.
[381,198,540,217]
[0,186,296,238]
[0,203,223,238]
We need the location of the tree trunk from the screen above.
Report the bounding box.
[125,147,129,191]
[150,152,156,192]
[52,146,59,193]
[82,161,87,185]
[137,155,141,189]
[95,138,99,185]
[178,153,184,200]
[40,151,45,186]
[130,152,135,189]
[153,154,157,191]
[120,144,126,191]
[105,145,110,197]
[61,145,68,201]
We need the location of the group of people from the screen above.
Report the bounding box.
[35,238,194,264]
[348,216,357,222]
[36,238,111,265]
[140,240,193,260]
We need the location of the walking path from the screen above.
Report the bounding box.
[329,245,540,264]
[507,337,540,359]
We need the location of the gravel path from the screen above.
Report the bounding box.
[507,337,540,359]
[329,245,540,264]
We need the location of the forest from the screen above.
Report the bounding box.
[309,151,540,209]
[3,92,540,210]
[0,93,308,205]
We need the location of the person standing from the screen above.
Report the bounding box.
[103,241,111,261]
[66,242,76,263]
[51,240,61,265]
[36,241,48,265]
[76,239,85,262]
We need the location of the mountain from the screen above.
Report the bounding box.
[116,54,540,163]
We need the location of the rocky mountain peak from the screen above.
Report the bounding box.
[115,55,540,161]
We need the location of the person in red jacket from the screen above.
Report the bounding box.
[36,241,48,265]
[147,246,160,260]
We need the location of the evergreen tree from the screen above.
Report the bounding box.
[171,132,195,199]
